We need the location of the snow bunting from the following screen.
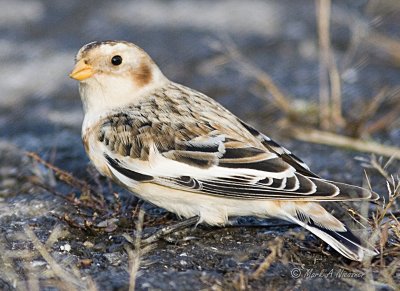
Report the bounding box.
[70,40,378,261]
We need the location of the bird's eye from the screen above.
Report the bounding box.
[111,55,123,66]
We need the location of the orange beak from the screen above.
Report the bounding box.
[69,59,94,81]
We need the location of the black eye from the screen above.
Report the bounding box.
[111,55,122,66]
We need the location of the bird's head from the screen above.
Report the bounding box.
[70,40,167,113]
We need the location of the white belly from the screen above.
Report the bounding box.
[135,183,282,226]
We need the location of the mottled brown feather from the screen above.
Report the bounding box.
[97,82,271,169]
[93,81,375,201]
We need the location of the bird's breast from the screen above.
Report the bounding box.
[82,123,112,178]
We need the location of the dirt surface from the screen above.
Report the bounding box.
[0,0,399,290]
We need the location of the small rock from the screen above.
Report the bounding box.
[83,241,94,248]
[103,253,122,266]
[60,243,71,252]
[79,258,93,268]
[31,260,47,268]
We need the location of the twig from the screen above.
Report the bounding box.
[250,237,283,279]
[290,127,400,159]
[142,216,199,246]
[27,152,88,190]
[27,152,106,209]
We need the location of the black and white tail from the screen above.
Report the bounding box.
[280,201,378,261]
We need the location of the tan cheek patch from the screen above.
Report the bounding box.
[131,60,153,87]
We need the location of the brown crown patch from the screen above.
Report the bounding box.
[131,59,153,87]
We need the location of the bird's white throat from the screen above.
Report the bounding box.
[80,67,168,133]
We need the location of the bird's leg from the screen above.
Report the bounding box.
[142,216,200,245]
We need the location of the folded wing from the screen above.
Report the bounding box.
[98,110,377,202]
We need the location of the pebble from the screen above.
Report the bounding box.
[60,243,71,252]
[83,241,94,248]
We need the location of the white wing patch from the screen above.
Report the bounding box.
[102,143,351,200]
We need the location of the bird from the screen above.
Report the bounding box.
[69,40,378,261]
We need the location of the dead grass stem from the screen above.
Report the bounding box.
[215,38,293,116]
[215,2,400,160]
[250,237,284,280]
[291,127,400,159]
[317,0,333,130]
[23,226,83,291]
[126,209,145,291]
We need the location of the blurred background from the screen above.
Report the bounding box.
[1,0,399,175]
[0,0,399,290]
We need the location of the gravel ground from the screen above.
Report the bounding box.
[0,0,399,290]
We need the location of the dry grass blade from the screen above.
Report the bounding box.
[328,54,344,128]
[250,237,283,280]
[316,0,346,130]
[236,59,293,115]
[26,268,40,291]
[291,127,400,159]
[366,98,400,135]
[216,38,293,116]
[215,35,398,160]
[376,179,400,226]
[27,152,87,190]
[23,226,82,291]
[366,33,400,64]
[364,155,396,184]
[367,108,400,135]
[126,209,145,291]
[316,0,331,130]
[348,88,388,137]
[379,258,400,288]
[363,157,400,289]
[45,224,68,249]
[0,236,25,291]
[27,152,107,214]
[317,0,342,130]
